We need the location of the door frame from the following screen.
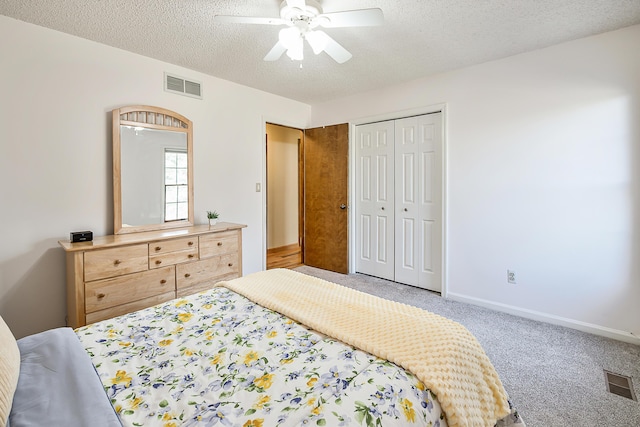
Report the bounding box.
[261,117,307,271]
[348,103,448,297]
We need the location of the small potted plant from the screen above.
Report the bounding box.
[206,210,219,226]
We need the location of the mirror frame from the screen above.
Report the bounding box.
[113,105,194,234]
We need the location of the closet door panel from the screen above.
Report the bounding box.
[416,114,442,291]
[422,219,434,273]
[395,117,420,286]
[359,213,371,260]
[355,121,394,280]
[401,217,416,270]
[401,153,416,204]
[376,215,391,265]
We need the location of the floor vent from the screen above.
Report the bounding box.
[164,73,202,99]
[604,370,636,401]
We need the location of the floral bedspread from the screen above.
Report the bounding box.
[75,287,448,427]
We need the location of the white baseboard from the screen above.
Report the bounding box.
[447,292,640,346]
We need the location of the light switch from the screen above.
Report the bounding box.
[256,183,261,192]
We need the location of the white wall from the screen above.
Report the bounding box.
[266,124,301,249]
[0,16,310,338]
[311,25,640,343]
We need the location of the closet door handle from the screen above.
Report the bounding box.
[340,204,347,210]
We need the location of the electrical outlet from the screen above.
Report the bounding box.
[507,269,516,284]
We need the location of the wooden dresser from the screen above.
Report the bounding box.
[59,222,246,328]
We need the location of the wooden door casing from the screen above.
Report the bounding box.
[303,124,349,274]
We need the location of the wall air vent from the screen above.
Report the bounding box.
[164,73,202,99]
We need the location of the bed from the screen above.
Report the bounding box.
[2,269,524,427]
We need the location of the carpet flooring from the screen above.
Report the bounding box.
[294,266,640,427]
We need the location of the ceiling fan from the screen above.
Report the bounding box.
[214,0,384,64]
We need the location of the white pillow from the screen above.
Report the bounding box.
[0,316,20,427]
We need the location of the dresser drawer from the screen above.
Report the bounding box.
[84,244,148,282]
[199,231,239,259]
[85,266,175,313]
[177,275,238,298]
[149,237,199,269]
[86,291,176,325]
[176,253,240,290]
[149,236,198,255]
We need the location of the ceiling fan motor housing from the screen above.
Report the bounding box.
[280,0,324,28]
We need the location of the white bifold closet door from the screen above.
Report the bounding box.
[355,113,442,292]
[354,120,395,281]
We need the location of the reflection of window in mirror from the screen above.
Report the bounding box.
[114,105,193,234]
[164,149,188,222]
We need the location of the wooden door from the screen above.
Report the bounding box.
[304,124,349,273]
[394,113,442,291]
[354,120,395,280]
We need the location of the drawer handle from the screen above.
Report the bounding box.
[228,263,233,267]
[97,293,106,299]
[160,279,167,284]
[188,241,194,246]
[155,246,162,251]
[184,273,191,278]
[114,259,122,265]
[217,242,223,246]
[188,254,195,258]
[155,260,162,265]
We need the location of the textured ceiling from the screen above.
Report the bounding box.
[2,0,640,104]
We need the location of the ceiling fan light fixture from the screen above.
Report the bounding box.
[279,26,304,60]
[278,26,301,49]
[286,37,304,60]
[305,30,328,54]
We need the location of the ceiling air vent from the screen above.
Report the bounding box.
[164,73,202,99]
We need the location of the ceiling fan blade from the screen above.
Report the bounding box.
[214,15,285,25]
[318,8,384,28]
[264,41,288,61]
[318,31,352,64]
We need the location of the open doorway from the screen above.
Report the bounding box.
[266,123,303,269]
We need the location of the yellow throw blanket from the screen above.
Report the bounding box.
[215,269,510,427]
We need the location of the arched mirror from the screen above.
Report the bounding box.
[113,105,194,234]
